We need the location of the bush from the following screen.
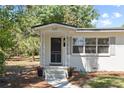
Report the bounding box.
[67,67,75,77]
[0,51,5,75]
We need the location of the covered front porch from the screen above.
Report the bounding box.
[38,23,76,68]
[40,31,72,67]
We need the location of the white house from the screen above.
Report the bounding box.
[32,23,124,73]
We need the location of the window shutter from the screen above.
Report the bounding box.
[110,37,116,56]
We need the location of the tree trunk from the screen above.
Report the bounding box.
[32,52,35,62]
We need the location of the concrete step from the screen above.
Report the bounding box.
[44,66,68,81]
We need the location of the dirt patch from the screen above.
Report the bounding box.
[0,58,52,88]
[87,71,124,77]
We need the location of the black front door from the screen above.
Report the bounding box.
[51,38,61,63]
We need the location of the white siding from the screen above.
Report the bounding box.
[98,36,124,71]
[69,35,124,72]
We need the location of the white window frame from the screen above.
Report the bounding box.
[71,37,110,56]
[97,37,110,56]
[72,37,85,55]
[85,37,97,54]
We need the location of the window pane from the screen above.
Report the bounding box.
[98,38,109,45]
[85,46,96,53]
[85,38,96,45]
[98,46,109,53]
[73,37,84,46]
[73,46,83,53]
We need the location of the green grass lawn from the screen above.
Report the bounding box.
[83,75,124,88]
[70,73,124,88]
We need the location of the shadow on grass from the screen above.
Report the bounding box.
[86,76,124,88]
[0,65,51,88]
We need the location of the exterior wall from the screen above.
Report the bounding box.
[69,32,124,72]
[98,36,124,71]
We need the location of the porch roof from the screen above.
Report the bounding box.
[32,22,124,32]
[32,22,77,28]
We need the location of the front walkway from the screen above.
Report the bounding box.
[47,78,79,88]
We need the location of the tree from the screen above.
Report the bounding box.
[0,6,16,75]
[122,24,124,27]
[12,6,40,61]
[26,5,99,28]
[0,6,15,52]
[18,35,40,61]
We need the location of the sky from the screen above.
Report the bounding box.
[93,5,124,28]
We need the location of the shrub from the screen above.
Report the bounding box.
[67,67,75,77]
[0,51,5,76]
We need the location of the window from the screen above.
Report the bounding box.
[72,37,109,54]
[98,38,109,53]
[73,37,84,53]
[85,38,96,53]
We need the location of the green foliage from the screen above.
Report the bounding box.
[63,6,99,27]
[122,24,124,27]
[0,51,5,75]
[0,6,16,55]
[19,36,40,55]
[86,76,124,88]
[27,5,99,28]
[67,67,75,77]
